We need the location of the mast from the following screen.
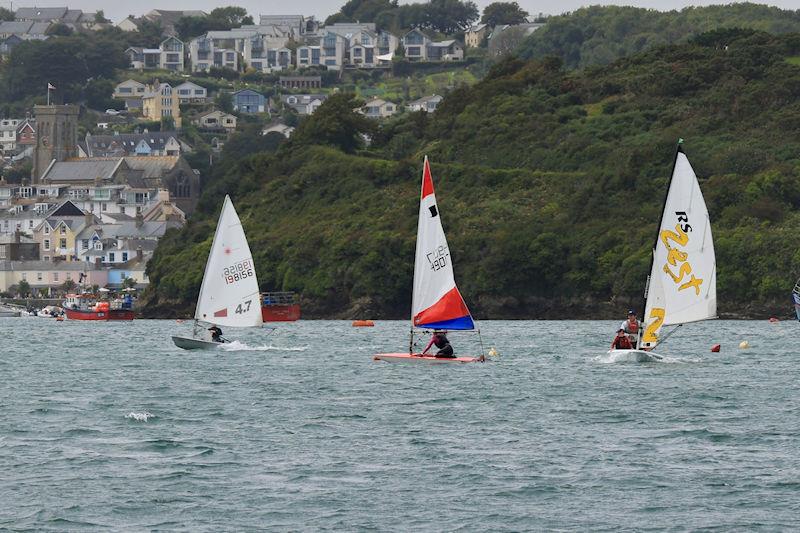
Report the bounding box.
[638,139,684,348]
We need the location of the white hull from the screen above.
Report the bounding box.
[172,336,225,350]
[606,349,663,363]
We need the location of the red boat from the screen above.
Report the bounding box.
[261,292,300,322]
[63,294,135,321]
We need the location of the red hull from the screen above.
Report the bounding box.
[261,304,301,322]
[65,308,135,321]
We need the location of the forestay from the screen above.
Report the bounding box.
[195,195,263,328]
[641,149,716,349]
[411,157,474,330]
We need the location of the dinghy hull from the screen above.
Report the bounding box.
[606,349,663,362]
[373,353,483,364]
[172,336,224,350]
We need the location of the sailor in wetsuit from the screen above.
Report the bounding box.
[421,330,455,358]
[208,326,224,343]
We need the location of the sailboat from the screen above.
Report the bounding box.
[609,142,717,362]
[374,157,484,364]
[172,195,263,350]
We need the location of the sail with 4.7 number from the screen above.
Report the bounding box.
[374,156,483,364]
[609,142,717,361]
[172,195,262,350]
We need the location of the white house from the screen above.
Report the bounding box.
[194,110,237,132]
[174,81,208,103]
[360,98,397,118]
[408,94,443,113]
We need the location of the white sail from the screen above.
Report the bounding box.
[411,156,474,330]
[641,149,716,349]
[194,195,262,328]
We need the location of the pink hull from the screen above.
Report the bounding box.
[373,353,483,364]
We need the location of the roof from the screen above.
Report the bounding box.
[232,89,265,97]
[116,79,146,88]
[174,81,206,91]
[50,201,85,217]
[14,7,67,21]
[409,94,443,105]
[85,132,182,157]
[430,40,458,47]
[0,260,103,272]
[198,110,235,119]
[41,160,123,182]
[0,21,36,34]
[122,156,180,179]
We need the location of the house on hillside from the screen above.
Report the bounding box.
[359,98,397,118]
[262,123,295,138]
[402,29,431,61]
[465,24,489,47]
[296,31,346,70]
[232,89,266,114]
[427,40,463,61]
[113,79,146,100]
[279,76,322,90]
[125,37,185,71]
[408,95,443,113]
[174,81,208,103]
[282,94,327,115]
[142,82,181,127]
[194,110,237,132]
[79,131,189,158]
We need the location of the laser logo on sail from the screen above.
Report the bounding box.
[660,211,703,295]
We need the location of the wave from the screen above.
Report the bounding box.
[125,411,155,422]
[594,351,701,364]
[219,341,308,352]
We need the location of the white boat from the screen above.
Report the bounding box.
[609,142,717,361]
[375,156,484,364]
[172,195,263,350]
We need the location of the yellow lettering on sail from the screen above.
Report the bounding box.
[679,274,703,295]
[666,247,688,266]
[643,308,665,343]
[660,224,689,248]
[663,261,692,283]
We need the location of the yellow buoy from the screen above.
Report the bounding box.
[488,347,499,357]
[739,340,750,349]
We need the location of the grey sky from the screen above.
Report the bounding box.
[2,0,798,26]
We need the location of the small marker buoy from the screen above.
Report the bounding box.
[739,340,750,349]
[353,320,375,327]
[488,347,499,357]
[711,344,721,353]
[769,317,779,323]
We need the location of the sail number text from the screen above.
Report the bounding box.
[660,211,703,295]
[223,259,254,285]
[426,245,449,272]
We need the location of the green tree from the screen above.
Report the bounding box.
[290,93,373,154]
[17,280,30,298]
[215,91,234,113]
[425,0,479,34]
[46,23,74,36]
[94,10,111,23]
[0,7,14,21]
[481,2,529,26]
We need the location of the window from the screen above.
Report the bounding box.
[66,273,72,280]
[22,273,26,280]
[119,87,132,94]
[59,238,67,249]
[122,252,128,262]
[109,252,115,262]
[37,272,42,281]
[28,220,34,229]
[101,203,107,211]
[60,225,66,235]
[43,256,50,261]
[44,225,50,235]
[44,239,50,250]
[53,272,59,282]
[81,239,89,250]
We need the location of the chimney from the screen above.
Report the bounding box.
[135,213,143,228]
[13,229,20,244]
[136,246,143,261]
[94,257,101,269]
[84,210,94,226]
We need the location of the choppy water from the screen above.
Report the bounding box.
[1,318,798,530]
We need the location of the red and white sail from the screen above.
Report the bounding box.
[195,195,262,328]
[411,157,474,330]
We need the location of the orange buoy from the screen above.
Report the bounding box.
[56,316,64,322]
[176,319,184,323]
[352,320,375,327]
[711,344,721,352]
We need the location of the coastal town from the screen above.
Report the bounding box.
[0,3,541,300]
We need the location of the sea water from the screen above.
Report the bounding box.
[0,318,798,530]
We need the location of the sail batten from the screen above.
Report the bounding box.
[411,157,474,331]
[194,195,263,328]
[641,148,716,349]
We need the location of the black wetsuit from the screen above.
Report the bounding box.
[210,328,223,342]
[433,333,455,358]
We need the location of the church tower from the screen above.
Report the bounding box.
[32,104,79,183]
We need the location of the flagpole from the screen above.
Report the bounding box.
[47,84,50,106]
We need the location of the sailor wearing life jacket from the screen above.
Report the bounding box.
[619,310,640,347]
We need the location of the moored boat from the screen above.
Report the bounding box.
[63,293,135,321]
[261,291,300,322]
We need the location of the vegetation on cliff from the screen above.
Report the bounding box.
[144,30,800,318]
